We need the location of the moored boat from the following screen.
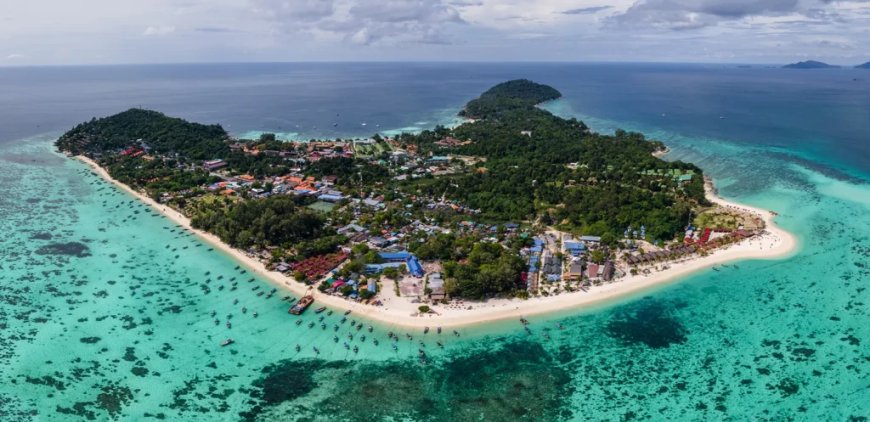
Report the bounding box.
[289,294,314,315]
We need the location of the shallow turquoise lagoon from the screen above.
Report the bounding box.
[0,124,866,421]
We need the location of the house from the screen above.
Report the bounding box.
[368,237,391,249]
[563,240,586,257]
[203,159,227,171]
[379,251,411,262]
[602,261,615,281]
[520,130,532,137]
[580,235,602,243]
[587,263,600,279]
[566,260,584,280]
[338,223,366,235]
[322,175,338,185]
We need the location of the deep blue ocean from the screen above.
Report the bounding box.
[0,63,867,420]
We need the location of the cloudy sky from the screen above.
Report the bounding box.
[2,0,869,65]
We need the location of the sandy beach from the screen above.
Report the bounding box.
[76,155,797,329]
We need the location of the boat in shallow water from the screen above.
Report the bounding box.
[289,295,314,315]
[221,338,234,347]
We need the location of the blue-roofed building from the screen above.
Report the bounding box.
[365,262,406,274]
[579,235,602,243]
[317,193,345,202]
[563,240,586,256]
[407,256,424,278]
[379,251,412,262]
[367,279,377,293]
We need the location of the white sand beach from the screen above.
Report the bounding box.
[77,155,797,329]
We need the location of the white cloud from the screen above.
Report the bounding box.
[6,53,24,59]
[143,25,176,36]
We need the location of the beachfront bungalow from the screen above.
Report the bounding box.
[602,261,615,281]
[587,263,600,279]
[565,260,584,280]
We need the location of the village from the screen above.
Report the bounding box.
[134,132,770,317]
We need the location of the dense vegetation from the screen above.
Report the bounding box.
[189,195,328,251]
[56,108,228,159]
[459,79,561,119]
[400,80,707,242]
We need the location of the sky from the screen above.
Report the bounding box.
[1,0,869,65]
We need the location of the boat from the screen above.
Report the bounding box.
[253,311,258,318]
[257,291,264,297]
[333,324,339,332]
[295,320,302,326]
[308,321,314,328]
[313,347,319,354]
[344,310,351,315]
[321,323,326,330]
[418,349,428,364]
[424,327,429,334]
[214,319,219,325]
[226,321,232,329]
[333,335,339,343]
[353,346,358,353]
[295,344,301,352]
[373,339,379,346]
[368,325,373,333]
[211,310,216,317]
[360,335,366,342]
[344,342,350,350]
[437,327,442,334]
[437,341,443,348]
[453,330,460,337]
[392,344,398,351]
[315,307,327,314]
[221,338,234,347]
[327,310,333,316]
[289,294,314,315]
[242,307,247,314]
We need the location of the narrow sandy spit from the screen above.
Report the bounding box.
[76,155,797,329]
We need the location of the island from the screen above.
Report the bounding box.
[856,62,870,69]
[783,60,840,69]
[56,79,795,327]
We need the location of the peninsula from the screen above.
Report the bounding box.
[58,80,795,327]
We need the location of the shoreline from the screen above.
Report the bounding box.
[75,155,797,329]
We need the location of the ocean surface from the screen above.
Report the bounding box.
[0,63,867,420]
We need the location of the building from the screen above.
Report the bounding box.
[203,159,227,171]
[587,263,600,279]
[566,260,584,280]
[580,235,602,243]
[602,261,615,281]
[563,240,586,257]
[317,193,345,203]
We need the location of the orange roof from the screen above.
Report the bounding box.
[239,174,255,181]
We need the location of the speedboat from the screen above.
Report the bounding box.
[221,338,234,347]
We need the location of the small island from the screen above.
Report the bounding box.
[57,79,794,327]
[856,62,870,69]
[783,60,840,69]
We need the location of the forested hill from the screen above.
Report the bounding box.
[402,79,707,242]
[56,108,228,159]
[459,79,562,119]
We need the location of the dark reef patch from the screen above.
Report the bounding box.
[35,242,91,257]
[241,340,574,421]
[605,298,688,348]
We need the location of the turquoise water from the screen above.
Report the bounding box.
[1,64,868,420]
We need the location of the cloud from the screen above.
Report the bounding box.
[143,25,176,36]
[562,6,612,15]
[6,53,24,60]
[251,0,464,45]
[194,27,237,33]
[610,0,806,29]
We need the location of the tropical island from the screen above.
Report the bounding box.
[783,60,840,69]
[57,79,794,327]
